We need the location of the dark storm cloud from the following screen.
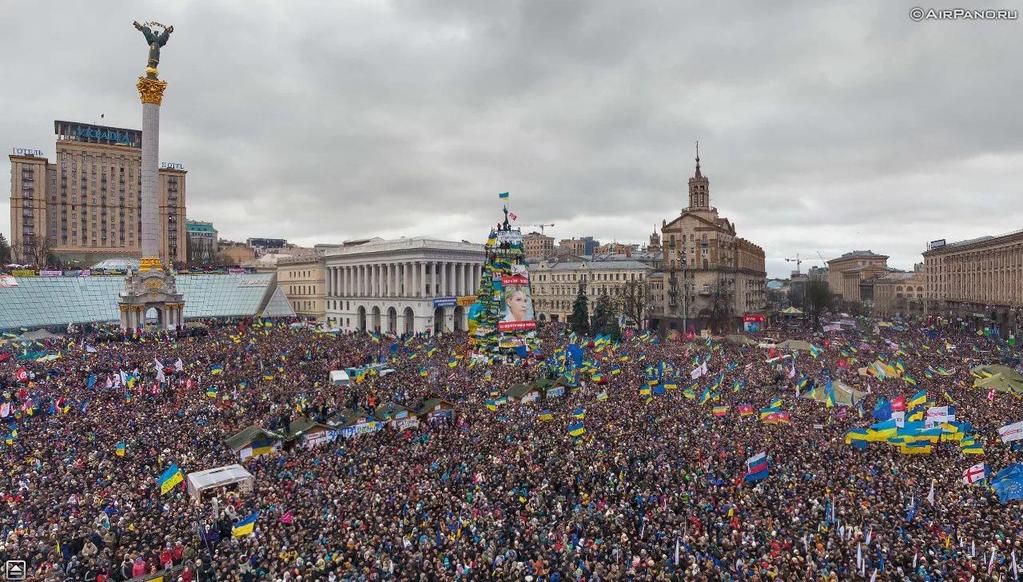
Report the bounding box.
[2,0,1021,276]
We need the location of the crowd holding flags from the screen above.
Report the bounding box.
[232,511,259,537]
[744,452,769,483]
[158,463,184,495]
[6,297,1023,579]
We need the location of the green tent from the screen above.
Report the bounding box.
[375,402,409,420]
[802,380,866,407]
[285,417,333,440]
[507,383,541,401]
[224,425,284,451]
[972,365,1023,394]
[781,307,804,316]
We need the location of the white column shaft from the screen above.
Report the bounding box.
[141,102,161,261]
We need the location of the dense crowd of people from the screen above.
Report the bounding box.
[1,315,1021,581]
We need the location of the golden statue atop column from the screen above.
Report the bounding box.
[134,21,171,108]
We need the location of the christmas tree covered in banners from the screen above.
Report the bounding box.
[468,199,538,356]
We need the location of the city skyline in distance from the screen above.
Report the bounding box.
[2,1,1022,278]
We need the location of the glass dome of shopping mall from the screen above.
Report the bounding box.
[92,258,140,271]
[0,273,295,330]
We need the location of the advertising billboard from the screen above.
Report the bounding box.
[497,276,536,332]
[743,313,766,333]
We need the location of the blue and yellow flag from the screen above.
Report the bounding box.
[908,390,927,409]
[115,442,126,457]
[158,464,183,495]
[539,410,554,421]
[232,511,259,537]
[251,438,275,456]
[210,363,224,375]
[206,386,218,398]
[699,385,718,405]
[567,421,585,437]
[498,192,510,200]
[572,406,585,419]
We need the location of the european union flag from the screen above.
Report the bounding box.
[992,464,1023,503]
[873,397,892,421]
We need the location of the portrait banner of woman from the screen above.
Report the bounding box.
[498,284,536,331]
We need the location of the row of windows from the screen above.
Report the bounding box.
[535,272,645,283]
[288,285,318,296]
[292,299,318,312]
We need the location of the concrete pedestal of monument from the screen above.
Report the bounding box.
[118,267,185,330]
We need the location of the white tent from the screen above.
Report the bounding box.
[186,464,254,503]
[329,370,351,386]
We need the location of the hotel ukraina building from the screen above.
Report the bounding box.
[923,229,1023,330]
[324,237,485,334]
[9,121,187,266]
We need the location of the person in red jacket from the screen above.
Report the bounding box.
[172,540,185,564]
[131,556,147,578]
[160,544,174,570]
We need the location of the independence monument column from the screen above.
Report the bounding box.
[118,20,185,332]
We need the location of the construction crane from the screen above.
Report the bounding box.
[522,223,555,235]
[784,253,803,275]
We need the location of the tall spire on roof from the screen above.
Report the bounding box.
[694,140,702,178]
[688,140,710,210]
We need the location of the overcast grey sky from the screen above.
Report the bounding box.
[2,0,1021,277]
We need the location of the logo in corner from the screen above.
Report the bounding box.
[4,561,26,581]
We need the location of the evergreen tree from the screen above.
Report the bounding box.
[568,280,590,337]
[806,279,831,330]
[0,233,10,265]
[468,221,538,354]
[591,295,622,341]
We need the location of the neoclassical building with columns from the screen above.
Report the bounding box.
[324,237,485,334]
